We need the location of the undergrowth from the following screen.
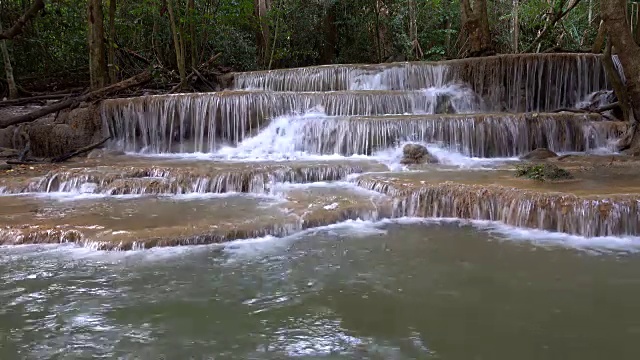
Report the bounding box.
[514,163,573,182]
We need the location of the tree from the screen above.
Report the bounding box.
[255,0,271,68]
[108,0,117,84]
[0,18,19,99]
[88,0,108,89]
[166,0,186,84]
[460,0,494,57]
[601,0,640,153]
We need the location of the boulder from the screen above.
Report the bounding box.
[520,148,558,160]
[0,163,12,171]
[401,143,438,165]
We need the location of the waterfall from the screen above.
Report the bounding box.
[232,54,609,112]
[4,52,631,250]
[356,176,640,238]
[215,112,623,159]
[102,88,485,153]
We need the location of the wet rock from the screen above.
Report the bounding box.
[87,149,126,159]
[0,127,15,149]
[401,143,438,165]
[0,147,19,158]
[520,148,558,160]
[514,163,573,181]
[26,124,93,158]
[0,163,12,171]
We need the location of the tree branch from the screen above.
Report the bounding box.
[0,0,45,40]
[523,0,582,53]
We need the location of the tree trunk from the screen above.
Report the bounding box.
[167,0,186,85]
[108,0,117,84]
[188,0,196,70]
[88,0,108,90]
[601,0,640,153]
[254,0,271,69]
[0,19,18,99]
[321,1,338,64]
[444,0,452,56]
[512,0,519,53]
[592,19,606,53]
[408,0,421,59]
[460,0,494,57]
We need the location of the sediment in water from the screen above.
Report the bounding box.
[0,187,391,250]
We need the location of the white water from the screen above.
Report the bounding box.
[213,106,514,169]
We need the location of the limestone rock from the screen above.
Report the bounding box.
[0,147,18,159]
[401,143,438,165]
[87,149,125,159]
[520,148,558,160]
[27,124,92,158]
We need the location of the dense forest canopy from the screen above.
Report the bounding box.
[0,0,626,91]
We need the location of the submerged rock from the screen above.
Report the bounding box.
[401,144,438,165]
[520,148,558,160]
[514,163,572,181]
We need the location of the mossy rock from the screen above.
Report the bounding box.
[514,163,573,182]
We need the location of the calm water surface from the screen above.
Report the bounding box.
[1,223,639,359]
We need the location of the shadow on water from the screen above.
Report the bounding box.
[1,223,639,359]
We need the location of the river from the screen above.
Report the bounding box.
[2,222,638,359]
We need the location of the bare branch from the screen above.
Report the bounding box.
[0,0,46,40]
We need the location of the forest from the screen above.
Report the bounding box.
[0,1,631,90]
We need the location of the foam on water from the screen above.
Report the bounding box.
[369,141,518,170]
[215,108,331,161]
[221,217,640,261]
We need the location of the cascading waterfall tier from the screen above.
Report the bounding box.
[0,186,392,250]
[102,90,483,153]
[232,53,609,112]
[0,161,382,195]
[251,113,625,157]
[354,173,640,238]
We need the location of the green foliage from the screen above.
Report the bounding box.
[514,164,573,182]
[0,0,608,87]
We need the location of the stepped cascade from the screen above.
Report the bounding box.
[2,53,640,250]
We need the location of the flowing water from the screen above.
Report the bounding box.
[2,223,640,359]
[2,54,639,358]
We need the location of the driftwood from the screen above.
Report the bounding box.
[0,93,77,108]
[169,53,222,93]
[0,70,153,129]
[553,102,620,115]
[51,136,111,163]
[0,0,45,40]
[6,159,48,165]
[6,136,111,165]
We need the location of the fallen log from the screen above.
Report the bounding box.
[0,93,75,108]
[0,70,153,129]
[553,102,620,116]
[6,159,48,165]
[51,136,111,163]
